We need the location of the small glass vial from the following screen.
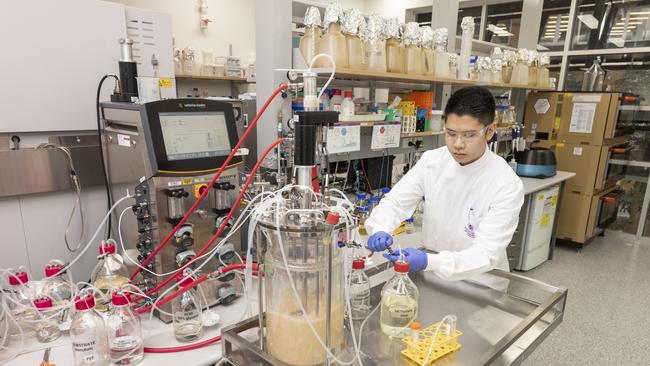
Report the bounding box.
[107,292,144,365]
[405,217,415,234]
[347,259,371,321]
[71,294,109,366]
[380,261,419,338]
[172,275,203,342]
[33,297,61,343]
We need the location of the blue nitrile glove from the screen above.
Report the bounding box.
[367,231,393,252]
[383,248,428,272]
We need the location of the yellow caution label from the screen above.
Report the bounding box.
[551,196,558,206]
[554,117,561,130]
[159,78,173,88]
[540,213,551,228]
[181,178,193,185]
[565,92,573,97]
[556,142,565,148]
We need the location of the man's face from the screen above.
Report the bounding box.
[444,113,496,165]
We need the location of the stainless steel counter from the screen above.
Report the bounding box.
[222,266,567,366]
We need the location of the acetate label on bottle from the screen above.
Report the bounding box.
[73,339,97,362]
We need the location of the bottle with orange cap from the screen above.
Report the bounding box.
[91,240,129,312]
[42,263,73,305]
[107,291,143,365]
[70,293,109,366]
[33,296,61,343]
[379,260,419,338]
[172,273,203,342]
[6,271,38,339]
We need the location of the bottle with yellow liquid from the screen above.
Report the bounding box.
[380,260,419,338]
[91,241,129,312]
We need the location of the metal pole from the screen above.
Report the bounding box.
[325,232,333,366]
[636,169,650,241]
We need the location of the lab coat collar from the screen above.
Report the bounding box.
[452,144,491,174]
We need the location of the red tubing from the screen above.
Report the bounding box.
[137,275,209,314]
[144,335,222,353]
[131,83,288,282]
[139,138,286,300]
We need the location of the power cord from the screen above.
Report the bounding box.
[96,74,120,240]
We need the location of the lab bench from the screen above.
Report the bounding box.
[223,265,567,365]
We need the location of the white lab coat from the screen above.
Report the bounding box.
[365,145,524,285]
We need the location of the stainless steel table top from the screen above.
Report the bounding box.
[222,267,567,366]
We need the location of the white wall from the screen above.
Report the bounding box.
[363,0,432,21]
[110,0,256,65]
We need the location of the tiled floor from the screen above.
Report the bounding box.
[522,230,650,366]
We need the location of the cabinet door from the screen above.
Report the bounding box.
[0,0,126,132]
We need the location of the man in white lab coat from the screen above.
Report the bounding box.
[365,86,524,285]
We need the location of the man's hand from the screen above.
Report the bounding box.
[367,231,393,252]
[383,248,428,272]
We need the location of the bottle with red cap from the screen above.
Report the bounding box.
[6,271,37,339]
[340,90,355,117]
[172,273,203,342]
[107,291,144,365]
[43,263,73,305]
[347,258,371,321]
[70,293,109,366]
[91,240,129,312]
[33,296,61,343]
[331,88,343,112]
[379,260,419,338]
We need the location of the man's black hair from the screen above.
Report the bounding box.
[443,86,496,126]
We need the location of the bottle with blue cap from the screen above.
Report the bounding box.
[358,206,370,235]
[380,187,391,200]
[368,196,381,215]
[405,217,415,234]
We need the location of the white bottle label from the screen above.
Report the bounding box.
[175,309,199,322]
[73,339,97,362]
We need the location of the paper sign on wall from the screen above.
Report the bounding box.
[569,102,596,133]
[573,147,583,156]
[534,98,551,114]
[326,125,361,154]
[371,124,401,150]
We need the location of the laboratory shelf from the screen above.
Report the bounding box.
[401,131,445,138]
[175,74,248,82]
[335,120,401,127]
[331,68,556,91]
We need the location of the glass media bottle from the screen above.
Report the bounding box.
[380,260,419,338]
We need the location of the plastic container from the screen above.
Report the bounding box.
[33,297,61,343]
[365,39,387,72]
[469,56,479,81]
[71,294,109,366]
[380,261,419,338]
[316,23,349,69]
[43,264,72,305]
[319,90,331,111]
[91,242,130,312]
[347,34,367,70]
[172,275,203,343]
[386,38,405,73]
[7,271,37,339]
[300,26,321,66]
[340,91,355,117]
[330,89,343,112]
[107,293,144,365]
[429,110,443,132]
[347,259,371,321]
[405,45,424,75]
[511,50,528,85]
